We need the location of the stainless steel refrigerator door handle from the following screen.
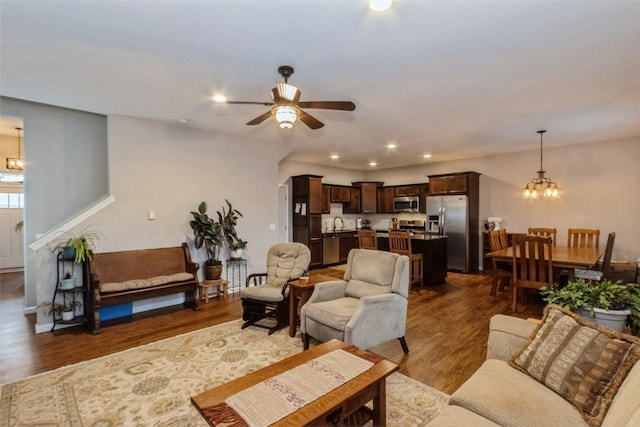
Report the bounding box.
[440,207,445,235]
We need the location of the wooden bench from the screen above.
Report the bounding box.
[89,243,199,333]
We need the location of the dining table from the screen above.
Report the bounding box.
[485,245,603,282]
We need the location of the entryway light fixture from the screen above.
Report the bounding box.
[6,127,25,170]
[522,130,560,199]
[369,0,393,12]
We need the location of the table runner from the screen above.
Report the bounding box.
[201,346,382,426]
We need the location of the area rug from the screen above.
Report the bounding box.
[0,320,449,426]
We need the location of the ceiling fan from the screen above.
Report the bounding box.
[217,65,356,130]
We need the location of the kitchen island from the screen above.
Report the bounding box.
[376,232,448,286]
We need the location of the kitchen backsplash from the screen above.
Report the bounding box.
[322,203,424,232]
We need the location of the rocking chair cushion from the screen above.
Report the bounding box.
[241,283,289,303]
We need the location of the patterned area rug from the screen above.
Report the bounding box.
[0,320,449,426]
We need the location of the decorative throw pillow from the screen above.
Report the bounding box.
[508,304,640,427]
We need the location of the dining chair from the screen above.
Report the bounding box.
[388,231,423,287]
[512,235,553,312]
[527,227,557,246]
[567,228,600,249]
[357,229,378,250]
[488,229,512,296]
[574,232,615,282]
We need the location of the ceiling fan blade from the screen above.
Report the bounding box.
[226,101,274,106]
[299,110,325,129]
[246,111,272,126]
[297,101,356,111]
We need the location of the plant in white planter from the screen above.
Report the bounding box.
[59,271,75,290]
[39,300,82,321]
[541,278,640,334]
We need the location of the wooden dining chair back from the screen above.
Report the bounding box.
[567,228,600,249]
[512,235,553,312]
[357,229,378,250]
[488,229,512,296]
[575,232,616,282]
[528,227,557,246]
[388,231,423,287]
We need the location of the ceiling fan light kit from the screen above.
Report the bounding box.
[522,130,561,200]
[218,65,355,130]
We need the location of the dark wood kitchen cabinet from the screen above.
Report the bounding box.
[377,187,395,213]
[339,233,359,263]
[330,186,351,203]
[321,185,331,214]
[394,186,420,196]
[428,173,473,195]
[292,175,324,268]
[344,187,361,214]
[352,182,383,214]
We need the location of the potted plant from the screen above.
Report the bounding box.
[541,278,640,334]
[190,201,225,280]
[59,271,75,290]
[61,300,82,321]
[52,227,103,264]
[218,199,246,259]
[39,300,81,321]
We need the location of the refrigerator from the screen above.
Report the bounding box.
[426,195,470,272]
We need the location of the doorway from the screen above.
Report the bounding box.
[0,118,25,271]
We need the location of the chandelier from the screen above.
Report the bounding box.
[522,130,560,199]
[6,127,25,170]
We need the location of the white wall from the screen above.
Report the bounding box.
[367,137,640,263]
[33,115,292,328]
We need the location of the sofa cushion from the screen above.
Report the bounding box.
[509,305,640,427]
[451,359,588,427]
[100,272,194,293]
[428,405,501,426]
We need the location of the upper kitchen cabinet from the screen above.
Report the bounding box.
[394,186,420,196]
[352,182,383,214]
[344,187,361,214]
[321,185,331,214]
[377,187,395,213]
[428,172,479,195]
[330,186,351,203]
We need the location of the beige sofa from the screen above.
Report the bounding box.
[429,314,640,427]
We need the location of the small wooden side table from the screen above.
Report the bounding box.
[199,279,229,303]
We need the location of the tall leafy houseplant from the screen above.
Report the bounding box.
[190,201,224,280]
[218,199,246,257]
[541,278,640,335]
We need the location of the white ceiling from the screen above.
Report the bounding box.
[1,0,639,170]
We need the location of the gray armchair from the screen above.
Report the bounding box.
[241,242,310,334]
[300,249,410,353]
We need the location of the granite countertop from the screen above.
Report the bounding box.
[322,229,358,237]
[375,232,446,240]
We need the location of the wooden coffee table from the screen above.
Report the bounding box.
[288,274,337,337]
[191,339,398,426]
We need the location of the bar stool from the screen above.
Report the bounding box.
[357,229,378,250]
[388,231,423,287]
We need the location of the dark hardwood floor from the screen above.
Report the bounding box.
[0,269,544,393]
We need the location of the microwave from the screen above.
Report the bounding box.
[393,196,420,212]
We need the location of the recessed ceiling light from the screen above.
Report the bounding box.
[212,94,227,103]
[386,143,397,149]
[330,154,340,160]
[178,118,189,124]
[369,161,377,167]
[369,0,393,13]
[423,154,432,159]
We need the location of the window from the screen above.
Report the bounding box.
[0,192,24,208]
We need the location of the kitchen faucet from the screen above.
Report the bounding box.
[333,216,344,231]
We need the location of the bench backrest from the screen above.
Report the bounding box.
[91,245,191,284]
